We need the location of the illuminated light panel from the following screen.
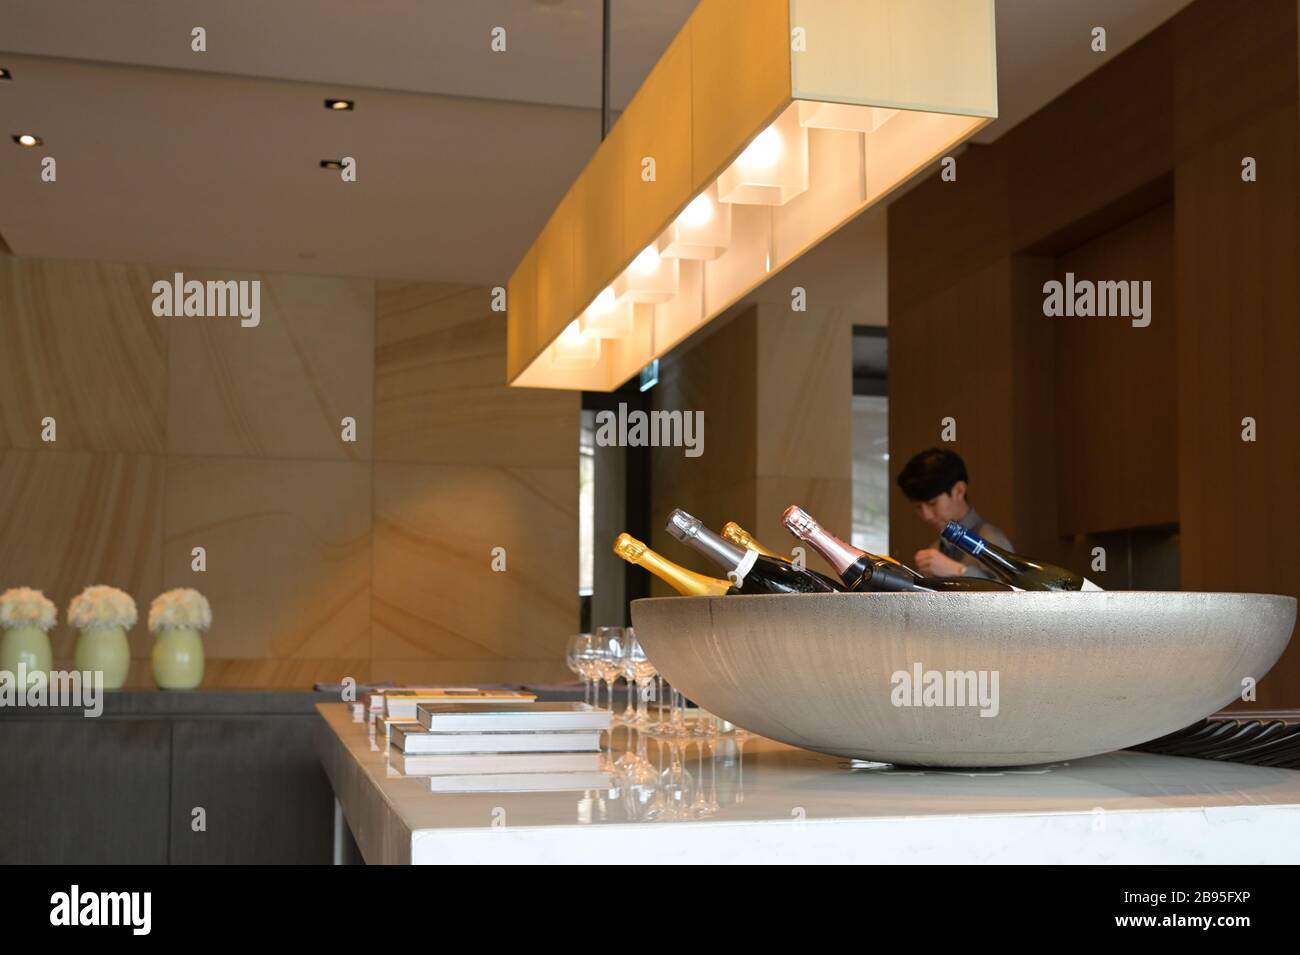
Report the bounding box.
[657,184,732,261]
[716,107,809,206]
[550,320,601,369]
[612,246,679,304]
[578,288,634,339]
[797,100,898,133]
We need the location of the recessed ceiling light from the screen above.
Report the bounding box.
[319,159,345,169]
[13,134,41,147]
[324,98,353,111]
[0,68,11,81]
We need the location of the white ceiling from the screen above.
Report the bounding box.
[0,0,1195,286]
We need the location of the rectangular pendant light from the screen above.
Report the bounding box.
[507,0,997,391]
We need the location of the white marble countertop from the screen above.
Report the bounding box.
[315,703,1300,864]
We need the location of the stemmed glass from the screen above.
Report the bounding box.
[688,741,711,817]
[622,630,657,727]
[591,627,624,714]
[657,737,693,819]
[659,684,690,737]
[566,633,598,706]
[690,706,718,737]
[617,627,640,724]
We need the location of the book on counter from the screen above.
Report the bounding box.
[386,703,610,756]
[424,771,614,793]
[389,749,604,777]
[415,701,610,733]
[371,716,420,742]
[371,688,538,721]
[390,724,602,755]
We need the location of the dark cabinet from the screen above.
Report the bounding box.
[0,692,335,864]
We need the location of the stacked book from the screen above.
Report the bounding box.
[388,702,612,792]
[367,687,538,741]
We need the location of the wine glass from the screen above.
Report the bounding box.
[591,627,624,715]
[660,684,690,737]
[617,627,640,725]
[659,738,693,819]
[621,629,656,727]
[689,741,712,817]
[566,633,596,705]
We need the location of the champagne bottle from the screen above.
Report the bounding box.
[783,505,1014,593]
[665,510,840,594]
[721,521,847,592]
[613,533,737,597]
[720,522,781,558]
[940,522,1103,591]
[728,519,908,570]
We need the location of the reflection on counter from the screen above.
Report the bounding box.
[370,701,757,814]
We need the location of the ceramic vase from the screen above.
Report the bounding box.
[74,626,131,689]
[0,624,53,688]
[151,625,204,689]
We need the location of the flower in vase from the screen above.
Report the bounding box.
[67,586,138,631]
[0,587,57,631]
[148,588,212,633]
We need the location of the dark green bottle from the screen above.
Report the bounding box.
[941,522,1102,591]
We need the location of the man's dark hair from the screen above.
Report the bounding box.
[896,448,969,502]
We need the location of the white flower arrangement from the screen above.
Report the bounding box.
[67,585,138,631]
[148,588,212,634]
[0,587,58,632]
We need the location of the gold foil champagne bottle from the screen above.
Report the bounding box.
[613,533,737,597]
[721,521,847,592]
[726,519,909,570]
[720,522,782,558]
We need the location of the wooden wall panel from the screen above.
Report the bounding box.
[1006,255,1062,565]
[888,259,1018,564]
[886,143,1008,314]
[1006,28,1173,253]
[1171,0,1300,708]
[1172,0,1299,158]
[1055,203,1178,535]
[1175,106,1300,683]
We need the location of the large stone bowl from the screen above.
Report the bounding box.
[630,591,1296,767]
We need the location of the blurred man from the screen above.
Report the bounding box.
[896,448,1012,579]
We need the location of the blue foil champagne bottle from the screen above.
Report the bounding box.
[941,522,1103,591]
